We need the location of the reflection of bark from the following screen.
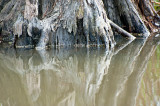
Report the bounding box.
[0,47,113,106]
[0,62,30,106]
[96,36,160,106]
[96,39,147,106]
[117,36,160,106]
[25,72,41,102]
[0,36,159,106]
[36,48,113,106]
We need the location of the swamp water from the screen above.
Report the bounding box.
[0,36,160,106]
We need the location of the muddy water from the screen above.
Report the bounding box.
[0,37,160,106]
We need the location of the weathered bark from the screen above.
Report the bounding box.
[136,0,160,31]
[103,0,151,35]
[0,0,158,48]
[0,0,116,49]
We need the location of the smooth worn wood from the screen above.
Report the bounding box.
[107,19,136,40]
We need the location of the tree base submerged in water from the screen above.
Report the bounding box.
[0,0,159,49]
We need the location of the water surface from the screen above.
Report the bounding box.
[0,37,160,106]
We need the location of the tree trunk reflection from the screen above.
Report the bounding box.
[0,36,159,106]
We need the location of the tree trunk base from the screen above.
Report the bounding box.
[0,0,158,49]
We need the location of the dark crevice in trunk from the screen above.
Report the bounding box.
[32,27,42,46]
[0,0,11,12]
[13,35,18,48]
[38,0,43,19]
[15,24,33,48]
[0,27,2,35]
[56,36,59,46]
[120,14,130,31]
[76,18,85,45]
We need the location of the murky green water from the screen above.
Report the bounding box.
[0,37,160,106]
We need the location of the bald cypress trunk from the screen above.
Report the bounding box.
[0,0,159,49]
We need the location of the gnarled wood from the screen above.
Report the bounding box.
[0,0,158,49]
